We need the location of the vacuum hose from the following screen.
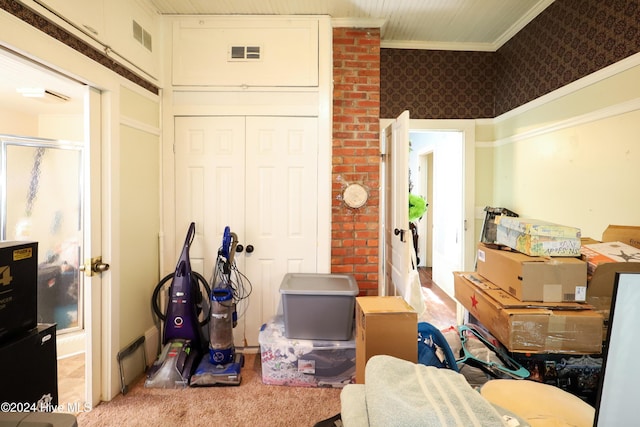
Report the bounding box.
[151,271,211,327]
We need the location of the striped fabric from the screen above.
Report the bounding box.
[362,355,508,427]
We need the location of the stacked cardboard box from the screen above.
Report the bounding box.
[454,272,602,354]
[459,217,606,354]
[463,224,640,348]
[496,217,582,257]
[582,225,640,336]
[476,242,587,303]
[459,223,640,402]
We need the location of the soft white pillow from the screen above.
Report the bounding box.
[480,379,595,427]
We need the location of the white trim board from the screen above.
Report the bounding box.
[484,52,640,146]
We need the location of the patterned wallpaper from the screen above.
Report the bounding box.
[381,0,640,119]
[381,50,496,119]
[495,0,640,115]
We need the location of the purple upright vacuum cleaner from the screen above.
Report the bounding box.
[146,222,210,388]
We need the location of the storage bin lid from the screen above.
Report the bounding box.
[279,273,359,296]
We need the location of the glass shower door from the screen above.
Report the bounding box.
[1,136,84,334]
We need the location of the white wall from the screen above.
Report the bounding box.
[492,109,640,239]
[118,86,161,357]
[489,55,640,240]
[0,109,38,136]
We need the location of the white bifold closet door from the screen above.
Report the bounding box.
[174,116,319,347]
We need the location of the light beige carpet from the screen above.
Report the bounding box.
[77,353,341,426]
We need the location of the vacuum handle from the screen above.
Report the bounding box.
[184,222,196,248]
[228,232,239,264]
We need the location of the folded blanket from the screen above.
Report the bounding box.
[363,355,508,427]
[340,384,369,427]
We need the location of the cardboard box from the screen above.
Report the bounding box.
[454,272,603,354]
[355,296,417,384]
[496,217,581,257]
[581,241,640,276]
[259,316,355,388]
[580,226,640,341]
[602,225,640,249]
[476,243,587,302]
[584,240,640,299]
[0,241,38,343]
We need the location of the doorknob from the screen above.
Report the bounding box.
[245,245,254,253]
[236,244,244,253]
[394,228,406,242]
[79,256,110,277]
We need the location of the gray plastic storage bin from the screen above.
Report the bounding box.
[280,273,359,340]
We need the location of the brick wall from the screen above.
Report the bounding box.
[332,27,381,295]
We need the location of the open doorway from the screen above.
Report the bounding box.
[408,122,475,299]
[0,48,90,409]
[380,118,475,310]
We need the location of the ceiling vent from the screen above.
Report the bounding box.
[17,88,70,103]
[42,89,70,103]
[229,46,262,61]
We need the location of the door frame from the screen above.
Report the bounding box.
[84,86,103,407]
[379,118,475,302]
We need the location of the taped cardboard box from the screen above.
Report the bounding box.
[496,217,581,257]
[581,241,640,276]
[476,243,587,303]
[454,272,603,354]
[355,296,417,384]
[582,226,640,339]
[602,225,640,249]
[584,225,640,299]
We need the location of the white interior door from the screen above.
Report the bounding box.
[84,86,102,407]
[382,111,411,299]
[174,116,246,278]
[174,115,318,347]
[243,116,318,345]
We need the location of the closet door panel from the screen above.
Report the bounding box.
[174,115,318,347]
[174,116,246,277]
[243,116,318,345]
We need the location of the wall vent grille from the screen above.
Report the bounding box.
[133,20,152,52]
[229,46,262,61]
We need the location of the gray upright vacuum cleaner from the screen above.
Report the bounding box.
[190,226,252,386]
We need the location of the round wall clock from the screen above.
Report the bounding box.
[343,183,368,208]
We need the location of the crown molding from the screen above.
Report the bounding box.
[380,40,495,52]
[331,17,385,29]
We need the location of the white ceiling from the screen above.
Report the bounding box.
[148,0,554,50]
[0,48,86,117]
[0,0,554,118]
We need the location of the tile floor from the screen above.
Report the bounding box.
[57,353,85,411]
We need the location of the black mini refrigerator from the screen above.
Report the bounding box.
[0,324,58,410]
